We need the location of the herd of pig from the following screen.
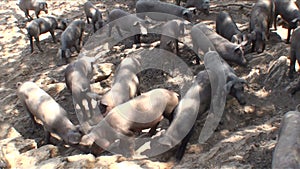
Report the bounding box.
[14,0,300,167]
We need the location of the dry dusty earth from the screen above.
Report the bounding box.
[1,0,300,168]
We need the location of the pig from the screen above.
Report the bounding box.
[249,0,274,53]
[272,107,300,169]
[27,16,67,53]
[175,0,210,15]
[142,51,247,162]
[191,23,247,66]
[160,20,185,55]
[65,57,101,125]
[107,8,148,45]
[80,88,179,157]
[274,0,300,43]
[100,57,141,115]
[288,27,300,79]
[60,20,85,64]
[84,1,103,33]
[136,0,194,22]
[17,0,48,20]
[216,11,248,45]
[16,81,82,145]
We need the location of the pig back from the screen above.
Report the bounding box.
[272,107,300,168]
[17,82,67,124]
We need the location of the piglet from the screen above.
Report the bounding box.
[216,11,248,45]
[160,19,185,55]
[27,16,67,53]
[59,20,85,64]
[249,0,274,53]
[84,1,103,33]
[16,81,82,145]
[17,0,48,20]
[101,57,141,114]
[80,88,179,157]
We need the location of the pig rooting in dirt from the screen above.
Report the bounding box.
[17,0,48,20]
[100,57,141,115]
[216,11,248,45]
[84,1,103,33]
[80,88,179,157]
[249,0,274,53]
[27,16,67,53]
[59,20,85,64]
[192,23,247,66]
[16,81,82,145]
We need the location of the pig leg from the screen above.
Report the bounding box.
[24,9,33,20]
[93,22,97,33]
[148,122,160,136]
[286,28,292,44]
[35,10,41,18]
[274,13,278,30]
[74,44,81,53]
[86,16,90,24]
[44,127,51,144]
[28,35,34,53]
[34,36,44,52]
[175,125,195,162]
[49,30,57,43]
[115,25,123,37]
[108,24,113,37]
[119,137,134,157]
[175,39,179,55]
[23,103,39,133]
[289,50,296,79]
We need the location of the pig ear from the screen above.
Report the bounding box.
[182,9,192,17]
[234,45,242,54]
[292,18,300,24]
[133,21,140,26]
[225,81,235,94]
[237,78,247,84]
[187,7,196,14]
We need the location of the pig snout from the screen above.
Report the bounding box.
[202,0,210,15]
[235,92,246,105]
[230,82,247,105]
[67,130,82,145]
[255,41,265,54]
[40,3,48,13]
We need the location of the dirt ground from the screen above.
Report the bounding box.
[1,0,300,168]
